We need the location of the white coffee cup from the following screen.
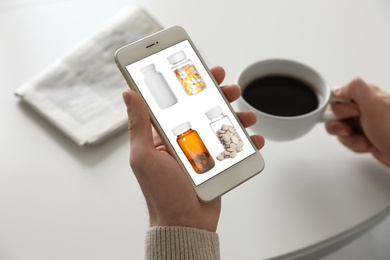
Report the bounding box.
[236,59,338,141]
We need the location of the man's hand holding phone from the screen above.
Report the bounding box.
[122,66,265,232]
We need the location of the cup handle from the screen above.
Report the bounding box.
[321,95,346,122]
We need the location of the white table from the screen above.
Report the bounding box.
[1,0,390,259]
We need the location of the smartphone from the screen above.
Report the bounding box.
[115,26,264,202]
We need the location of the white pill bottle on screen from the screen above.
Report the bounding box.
[167,51,206,95]
[140,64,178,109]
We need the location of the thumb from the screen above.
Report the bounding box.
[332,78,373,105]
[122,89,154,150]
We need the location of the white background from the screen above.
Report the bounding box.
[126,40,255,185]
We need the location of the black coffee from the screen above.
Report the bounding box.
[242,75,319,117]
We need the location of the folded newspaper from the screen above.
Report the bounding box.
[15,5,163,146]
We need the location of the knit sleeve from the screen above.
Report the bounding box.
[145,226,220,260]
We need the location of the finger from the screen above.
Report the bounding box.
[338,135,373,153]
[237,111,257,128]
[152,127,166,151]
[210,66,226,85]
[221,84,241,103]
[210,65,242,103]
[122,90,155,151]
[325,121,353,136]
[329,102,360,119]
[251,135,265,150]
[332,78,375,105]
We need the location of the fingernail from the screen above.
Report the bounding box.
[122,91,131,106]
[329,122,348,136]
[332,87,342,96]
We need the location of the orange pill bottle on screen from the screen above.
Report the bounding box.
[172,121,215,174]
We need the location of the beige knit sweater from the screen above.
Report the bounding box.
[145,226,220,260]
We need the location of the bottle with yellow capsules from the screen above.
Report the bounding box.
[172,121,215,174]
[167,51,206,95]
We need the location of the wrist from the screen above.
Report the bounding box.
[150,215,218,233]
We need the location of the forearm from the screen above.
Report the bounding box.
[145,226,220,260]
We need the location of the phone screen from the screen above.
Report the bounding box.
[125,40,256,186]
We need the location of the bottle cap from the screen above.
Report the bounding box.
[140,64,156,74]
[172,121,191,136]
[205,105,223,120]
[167,51,186,64]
